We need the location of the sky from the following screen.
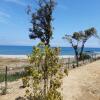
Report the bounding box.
[0,0,100,47]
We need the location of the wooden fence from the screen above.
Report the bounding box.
[0,53,100,94]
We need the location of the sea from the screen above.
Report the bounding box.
[0,45,100,55]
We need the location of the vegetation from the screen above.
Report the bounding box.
[63,27,98,67]
[23,44,67,100]
[22,0,68,100]
[0,72,25,82]
[29,0,55,46]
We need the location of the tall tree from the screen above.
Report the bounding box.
[21,1,67,100]
[28,0,56,96]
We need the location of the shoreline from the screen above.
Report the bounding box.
[0,53,100,59]
[0,54,74,59]
[0,55,28,59]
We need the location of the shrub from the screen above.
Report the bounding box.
[79,53,91,61]
[22,44,68,100]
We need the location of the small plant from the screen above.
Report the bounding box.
[0,87,7,95]
[79,53,91,61]
[22,77,29,88]
[64,68,68,76]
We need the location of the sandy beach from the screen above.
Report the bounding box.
[0,54,74,59]
[0,55,28,59]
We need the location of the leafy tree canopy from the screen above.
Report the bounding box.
[29,0,56,46]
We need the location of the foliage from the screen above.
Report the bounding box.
[79,53,91,61]
[22,77,29,88]
[63,27,97,67]
[0,72,25,82]
[28,0,56,46]
[22,44,67,100]
[22,0,68,100]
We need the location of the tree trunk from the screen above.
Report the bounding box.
[44,76,47,96]
[80,44,84,58]
[75,50,79,67]
[80,41,86,59]
[43,53,48,97]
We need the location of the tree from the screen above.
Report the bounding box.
[63,32,81,67]
[63,27,98,67]
[28,0,56,97]
[22,0,68,100]
[29,0,55,46]
[79,27,97,58]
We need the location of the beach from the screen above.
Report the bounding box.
[0,55,28,59]
[0,54,75,59]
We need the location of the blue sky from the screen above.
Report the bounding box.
[0,0,100,47]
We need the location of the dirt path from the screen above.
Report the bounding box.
[62,60,100,100]
[0,60,100,100]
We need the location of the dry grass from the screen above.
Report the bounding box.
[0,58,28,69]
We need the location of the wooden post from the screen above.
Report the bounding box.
[83,57,84,65]
[92,54,93,62]
[95,54,96,61]
[68,58,70,69]
[5,66,7,93]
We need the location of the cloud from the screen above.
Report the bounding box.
[4,0,26,6]
[0,11,10,24]
[0,11,10,18]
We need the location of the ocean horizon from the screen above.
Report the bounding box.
[0,45,100,55]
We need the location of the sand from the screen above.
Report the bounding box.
[0,55,74,59]
[0,59,100,100]
[0,55,28,59]
[0,57,28,69]
[62,60,100,100]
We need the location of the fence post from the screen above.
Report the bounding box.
[95,54,96,61]
[92,54,94,62]
[68,58,70,69]
[83,57,84,65]
[5,66,7,94]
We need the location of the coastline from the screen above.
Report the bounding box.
[0,55,28,59]
[0,53,100,59]
[0,54,74,59]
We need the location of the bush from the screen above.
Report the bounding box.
[22,77,29,88]
[22,44,68,100]
[79,53,91,61]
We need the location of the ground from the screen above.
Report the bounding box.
[0,59,100,100]
[0,58,28,69]
[62,60,100,100]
